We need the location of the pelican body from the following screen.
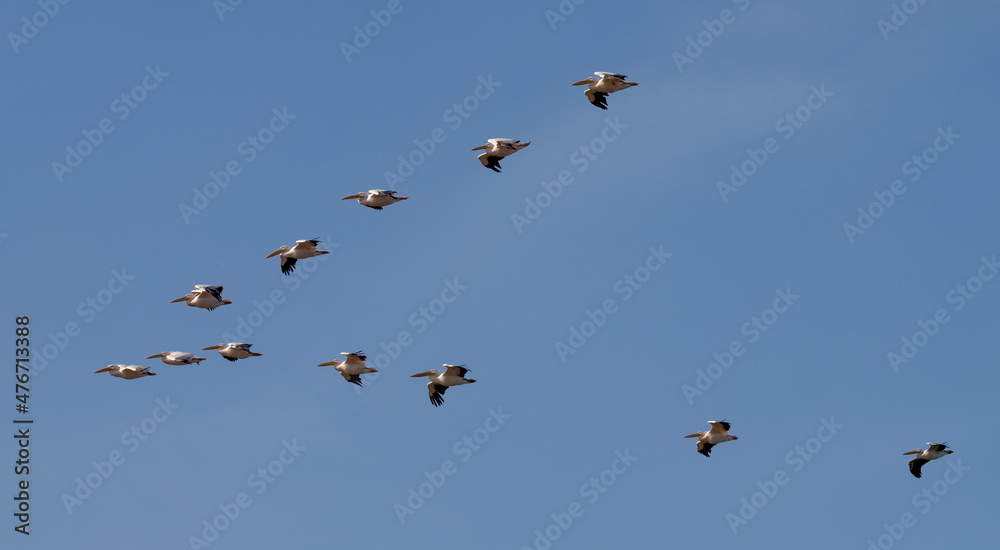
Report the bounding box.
[684,420,738,457]
[572,72,638,110]
[903,443,953,478]
[94,365,157,379]
[471,139,531,172]
[170,285,231,311]
[145,351,207,365]
[266,239,330,276]
[202,343,262,362]
[410,364,476,407]
[340,190,409,211]
[317,351,379,387]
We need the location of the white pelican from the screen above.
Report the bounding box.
[571,72,638,110]
[93,364,157,379]
[684,420,739,457]
[202,343,262,362]
[470,139,531,173]
[170,285,231,311]
[903,443,953,478]
[265,239,330,276]
[145,351,207,365]
[340,190,409,211]
[410,364,477,407]
[317,351,379,387]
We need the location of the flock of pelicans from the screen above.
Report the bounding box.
[90,71,953,476]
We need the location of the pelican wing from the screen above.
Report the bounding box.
[927,443,948,452]
[196,285,224,300]
[294,239,321,250]
[341,372,363,387]
[369,189,396,197]
[428,383,447,407]
[585,89,609,110]
[342,351,367,365]
[697,441,715,457]
[708,420,731,435]
[908,458,929,478]
[489,138,519,149]
[280,256,297,275]
[444,364,470,378]
[596,71,627,81]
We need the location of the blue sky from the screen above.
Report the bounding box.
[3,1,999,548]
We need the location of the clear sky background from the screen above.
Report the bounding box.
[2,1,999,549]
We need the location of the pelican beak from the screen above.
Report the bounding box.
[317,360,341,367]
[340,193,364,200]
[626,81,638,86]
[571,79,593,86]
[521,141,531,147]
[368,367,379,372]
[902,450,921,455]
[202,345,223,350]
[145,354,165,359]
[398,196,409,200]
[410,370,436,378]
[730,436,738,440]
[93,367,113,373]
[265,249,284,259]
[470,145,489,151]
[221,299,232,305]
[170,296,188,303]
[683,433,701,438]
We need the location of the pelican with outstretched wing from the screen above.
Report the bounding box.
[202,343,262,362]
[572,72,638,110]
[684,420,739,457]
[903,443,953,478]
[266,239,330,276]
[340,190,409,211]
[94,365,157,379]
[410,364,477,406]
[317,351,379,387]
[170,285,231,311]
[145,351,207,365]
[471,139,531,173]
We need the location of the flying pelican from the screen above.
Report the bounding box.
[317,351,379,387]
[470,139,531,172]
[410,364,477,407]
[202,343,262,362]
[903,443,953,478]
[571,72,638,110]
[145,351,207,365]
[340,190,409,211]
[684,420,739,457]
[265,239,330,276]
[170,285,231,311]
[93,365,157,379]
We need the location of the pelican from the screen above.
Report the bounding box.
[317,351,379,387]
[470,139,531,172]
[903,443,953,478]
[202,343,262,362]
[170,285,231,311]
[410,364,477,407]
[340,190,409,211]
[265,239,330,276]
[145,351,207,365]
[571,72,638,110]
[684,420,739,457]
[93,365,157,379]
